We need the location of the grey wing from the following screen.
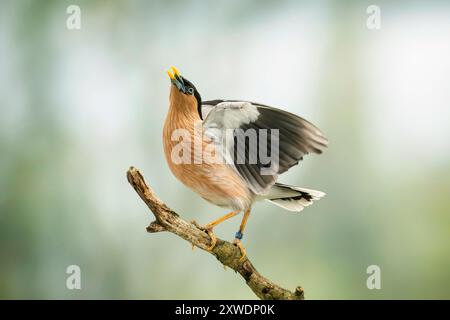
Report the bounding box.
[202,100,328,195]
[200,100,222,119]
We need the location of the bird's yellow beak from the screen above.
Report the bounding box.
[167,66,186,92]
[167,66,179,79]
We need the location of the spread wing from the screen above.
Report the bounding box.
[202,100,328,195]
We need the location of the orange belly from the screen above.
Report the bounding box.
[167,161,253,210]
[163,113,253,211]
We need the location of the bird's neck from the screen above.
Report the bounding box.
[165,94,201,133]
[163,96,202,168]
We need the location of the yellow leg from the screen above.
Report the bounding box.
[192,210,240,251]
[234,208,251,261]
[204,210,240,229]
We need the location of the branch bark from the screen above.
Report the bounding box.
[126,166,304,300]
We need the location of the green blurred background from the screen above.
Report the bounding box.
[1,0,449,299]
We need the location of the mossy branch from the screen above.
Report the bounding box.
[126,166,304,300]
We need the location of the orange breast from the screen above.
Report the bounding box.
[162,100,253,211]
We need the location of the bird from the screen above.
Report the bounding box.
[163,66,328,260]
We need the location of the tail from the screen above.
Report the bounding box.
[264,183,325,212]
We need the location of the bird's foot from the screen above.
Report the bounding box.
[191,220,217,251]
[233,231,247,262]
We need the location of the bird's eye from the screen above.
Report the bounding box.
[187,87,194,94]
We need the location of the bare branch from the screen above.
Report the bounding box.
[126,166,304,300]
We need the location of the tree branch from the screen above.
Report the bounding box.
[126,166,304,300]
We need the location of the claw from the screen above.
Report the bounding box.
[205,228,217,251]
[233,238,247,262]
[191,220,217,251]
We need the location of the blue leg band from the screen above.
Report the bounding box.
[235,231,243,240]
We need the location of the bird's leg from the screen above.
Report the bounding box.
[191,210,240,251]
[234,208,251,261]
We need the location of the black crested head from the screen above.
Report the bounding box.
[182,77,203,119]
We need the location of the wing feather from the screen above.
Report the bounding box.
[202,100,328,195]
